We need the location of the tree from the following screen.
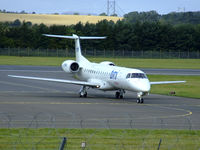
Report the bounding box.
[124,11,160,23]
[111,14,118,17]
[74,13,79,15]
[12,19,21,27]
[99,13,107,16]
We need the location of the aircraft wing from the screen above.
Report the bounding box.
[8,75,100,88]
[150,81,186,85]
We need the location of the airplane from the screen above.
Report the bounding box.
[8,34,186,103]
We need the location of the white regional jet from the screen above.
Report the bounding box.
[9,34,186,103]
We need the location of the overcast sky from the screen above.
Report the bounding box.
[1,0,200,16]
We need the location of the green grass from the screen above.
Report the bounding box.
[0,128,200,150]
[0,56,200,69]
[90,57,200,69]
[148,75,200,99]
[0,56,66,66]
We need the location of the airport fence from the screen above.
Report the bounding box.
[0,112,200,150]
[0,47,200,59]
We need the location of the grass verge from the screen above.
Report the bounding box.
[0,56,200,69]
[0,128,200,150]
[148,75,200,99]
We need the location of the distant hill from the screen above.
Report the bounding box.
[0,13,122,25]
[124,11,200,25]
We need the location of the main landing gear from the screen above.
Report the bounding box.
[115,89,125,99]
[114,90,146,104]
[79,86,87,98]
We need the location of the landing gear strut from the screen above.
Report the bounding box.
[115,89,125,99]
[79,86,87,98]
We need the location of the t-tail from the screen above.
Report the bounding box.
[43,34,106,63]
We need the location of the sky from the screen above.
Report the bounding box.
[1,0,200,16]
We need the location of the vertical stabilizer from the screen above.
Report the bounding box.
[72,34,89,63]
[43,34,106,64]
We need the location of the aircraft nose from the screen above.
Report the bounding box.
[130,79,150,92]
[141,81,150,92]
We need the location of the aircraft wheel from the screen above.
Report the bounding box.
[83,92,87,98]
[137,98,144,103]
[79,92,87,98]
[79,92,83,97]
[115,92,120,99]
[120,95,123,99]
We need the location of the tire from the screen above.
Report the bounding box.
[115,92,120,99]
[83,92,87,98]
[79,92,83,97]
[80,92,86,98]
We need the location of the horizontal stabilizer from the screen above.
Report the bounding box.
[43,34,106,40]
[150,81,186,85]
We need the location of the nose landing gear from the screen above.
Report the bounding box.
[136,97,144,103]
[137,92,148,104]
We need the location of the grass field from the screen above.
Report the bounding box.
[0,13,122,26]
[0,56,200,69]
[89,57,200,69]
[0,128,200,150]
[149,75,200,99]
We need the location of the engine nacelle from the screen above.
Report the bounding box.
[100,61,115,66]
[62,60,79,73]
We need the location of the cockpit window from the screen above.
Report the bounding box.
[126,73,131,79]
[126,73,147,79]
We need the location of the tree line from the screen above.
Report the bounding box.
[0,12,200,52]
[124,11,200,25]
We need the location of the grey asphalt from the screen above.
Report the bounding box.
[0,65,200,129]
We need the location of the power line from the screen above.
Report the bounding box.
[107,0,126,17]
[107,0,116,16]
[116,3,126,16]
